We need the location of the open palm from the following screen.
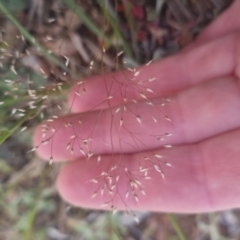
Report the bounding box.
[34,0,240,213]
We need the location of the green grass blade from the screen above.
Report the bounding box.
[62,0,111,45]
[97,0,132,58]
[122,0,140,61]
[167,213,187,240]
[22,164,50,240]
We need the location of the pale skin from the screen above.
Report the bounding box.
[34,0,240,213]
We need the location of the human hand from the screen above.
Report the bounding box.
[33,0,240,213]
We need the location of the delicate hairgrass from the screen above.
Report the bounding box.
[0,78,70,144]
[0,0,133,146]
[0,100,44,145]
[0,0,224,238]
[0,0,174,230]
[0,1,74,76]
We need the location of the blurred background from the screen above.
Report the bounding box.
[0,0,238,239]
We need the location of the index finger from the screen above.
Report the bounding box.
[68,32,240,113]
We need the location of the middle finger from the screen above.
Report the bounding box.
[34,76,240,161]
